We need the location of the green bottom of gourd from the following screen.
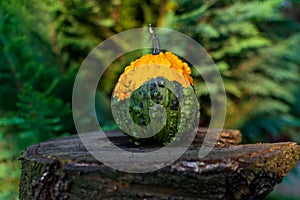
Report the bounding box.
[111,77,199,146]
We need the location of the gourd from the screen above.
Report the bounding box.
[111,26,199,146]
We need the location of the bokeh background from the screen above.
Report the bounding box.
[1,0,300,199]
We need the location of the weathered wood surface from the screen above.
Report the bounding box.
[196,128,242,147]
[19,129,300,200]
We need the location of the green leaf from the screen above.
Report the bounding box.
[0,117,24,126]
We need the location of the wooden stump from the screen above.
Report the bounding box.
[19,129,300,200]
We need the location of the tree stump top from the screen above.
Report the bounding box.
[19,129,300,200]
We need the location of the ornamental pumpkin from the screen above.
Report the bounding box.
[111,27,199,146]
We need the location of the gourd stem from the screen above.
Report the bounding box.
[149,24,161,55]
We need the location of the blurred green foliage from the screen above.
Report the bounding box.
[0,0,300,199]
[166,0,300,144]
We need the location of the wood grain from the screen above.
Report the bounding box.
[19,129,300,200]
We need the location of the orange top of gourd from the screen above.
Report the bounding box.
[114,51,193,101]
